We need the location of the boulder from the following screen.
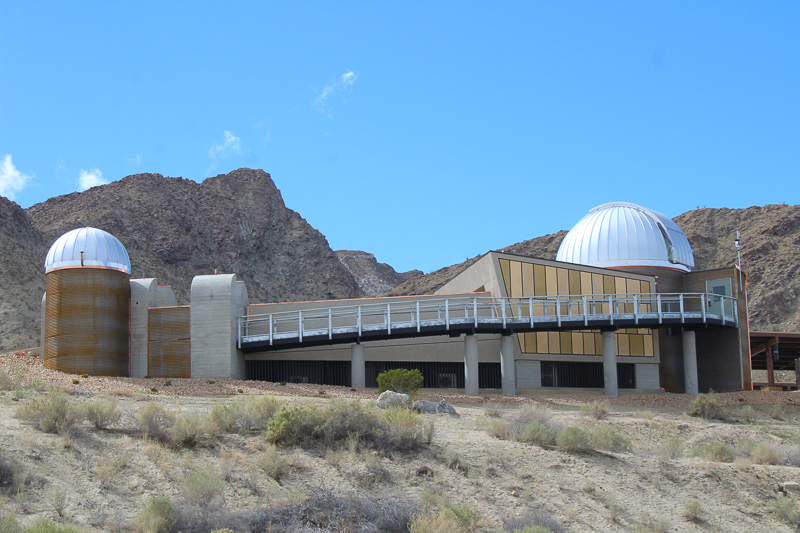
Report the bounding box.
[436,400,458,416]
[780,482,800,494]
[377,390,409,409]
[413,400,438,414]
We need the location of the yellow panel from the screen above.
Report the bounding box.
[629,334,645,356]
[525,332,537,353]
[583,332,595,354]
[572,331,584,354]
[641,281,651,294]
[580,271,592,295]
[615,276,627,295]
[603,275,616,295]
[568,270,581,295]
[545,266,558,296]
[626,278,641,294]
[644,335,654,357]
[499,259,511,296]
[557,268,570,296]
[595,333,603,354]
[537,331,548,353]
[560,331,572,354]
[522,263,534,297]
[592,273,604,296]
[534,264,546,296]
[510,261,523,298]
[617,333,630,356]
[548,331,560,354]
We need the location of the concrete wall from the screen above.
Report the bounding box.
[155,286,177,307]
[130,278,158,378]
[190,273,247,379]
[635,364,661,390]
[40,293,46,355]
[516,360,541,389]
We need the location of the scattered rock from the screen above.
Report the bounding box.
[416,466,434,478]
[780,482,800,493]
[377,390,409,409]
[436,400,458,416]
[677,423,689,430]
[413,400,438,414]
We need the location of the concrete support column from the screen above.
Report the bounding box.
[130,278,157,378]
[602,331,618,398]
[464,334,479,396]
[682,330,699,396]
[351,344,365,389]
[500,334,516,396]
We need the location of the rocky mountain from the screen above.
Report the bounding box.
[335,251,422,296]
[388,206,800,334]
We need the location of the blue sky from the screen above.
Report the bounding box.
[1,1,798,273]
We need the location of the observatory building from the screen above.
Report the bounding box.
[40,202,751,395]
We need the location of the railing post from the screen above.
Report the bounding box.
[269,313,273,346]
[502,297,507,328]
[609,294,614,326]
[473,297,478,328]
[445,299,450,330]
[416,301,421,332]
[238,317,242,349]
[529,297,534,327]
[633,294,639,325]
[734,298,738,326]
[357,306,362,337]
[298,310,303,342]
[701,294,706,324]
[679,294,685,322]
[328,308,333,339]
[387,303,391,335]
[583,295,588,326]
[657,294,662,324]
[556,295,561,327]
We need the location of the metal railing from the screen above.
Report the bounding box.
[238,293,738,348]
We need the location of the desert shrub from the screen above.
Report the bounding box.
[774,496,799,525]
[353,454,393,487]
[136,402,175,440]
[683,498,704,523]
[488,419,511,440]
[636,512,669,533]
[770,404,785,420]
[503,508,564,533]
[266,405,322,447]
[381,405,424,450]
[170,504,252,533]
[423,419,436,445]
[251,488,415,533]
[737,439,782,465]
[445,449,469,475]
[83,399,121,429]
[589,426,632,453]
[27,380,45,392]
[443,503,479,530]
[409,511,466,533]
[209,403,240,434]
[687,392,723,420]
[0,512,19,533]
[18,519,86,533]
[171,413,209,447]
[556,426,593,453]
[0,372,15,390]
[46,486,67,518]
[256,450,289,481]
[739,404,755,423]
[377,368,424,395]
[692,441,734,463]
[659,437,684,459]
[133,496,174,533]
[17,392,83,435]
[519,421,557,446]
[580,400,610,420]
[242,395,282,430]
[182,468,225,506]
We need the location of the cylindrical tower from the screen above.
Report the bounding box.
[44,227,131,376]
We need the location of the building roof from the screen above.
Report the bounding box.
[556,202,694,272]
[44,227,131,274]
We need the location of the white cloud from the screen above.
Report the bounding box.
[78,168,107,191]
[209,130,242,158]
[314,71,358,114]
[0,154,33,200]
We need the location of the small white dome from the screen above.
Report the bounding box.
[45,227,131,274]
[556,202,694,272]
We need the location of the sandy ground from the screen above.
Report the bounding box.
[2,350,800,532]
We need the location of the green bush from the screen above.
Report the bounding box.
[133,496,174,533]
[683,498,704,523]
[556,426,593,453]
[519,421,557,446]
[266,405,322,447]
[17,392,83,435]
[692,441,734,463]
[256,450,289,481]
[687,392,724,420]
[377,368,424,396]
[589,426,632,452]
[182,468,225,505]
[580,401,610,420]
[136,402,175,440]
[83,399,121,429]
[171,413,208,447]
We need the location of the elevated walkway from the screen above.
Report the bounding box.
[239,293,738,351]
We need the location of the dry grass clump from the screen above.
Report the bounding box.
[182,467,226,506]
[739,404,756,423]
[267,400,424,452]
[136,402,175,440]
[17,391,83,435]
[736,439,783,465]
[256,450,289,481]
[770,404,785,420]
[488,404,562,446]
[687,392,724,420]
[502,508,564,533]
[683,498,704,523]
[773,496,799,526]
[83,398,121,429]
[580,400,610,420]
[210,395,282,433]
[133,496,174,533]
[636,512,669,532]
[691,441,734,463]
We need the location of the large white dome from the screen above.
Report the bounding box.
[556,202,694,272]
[45,227,131,274]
